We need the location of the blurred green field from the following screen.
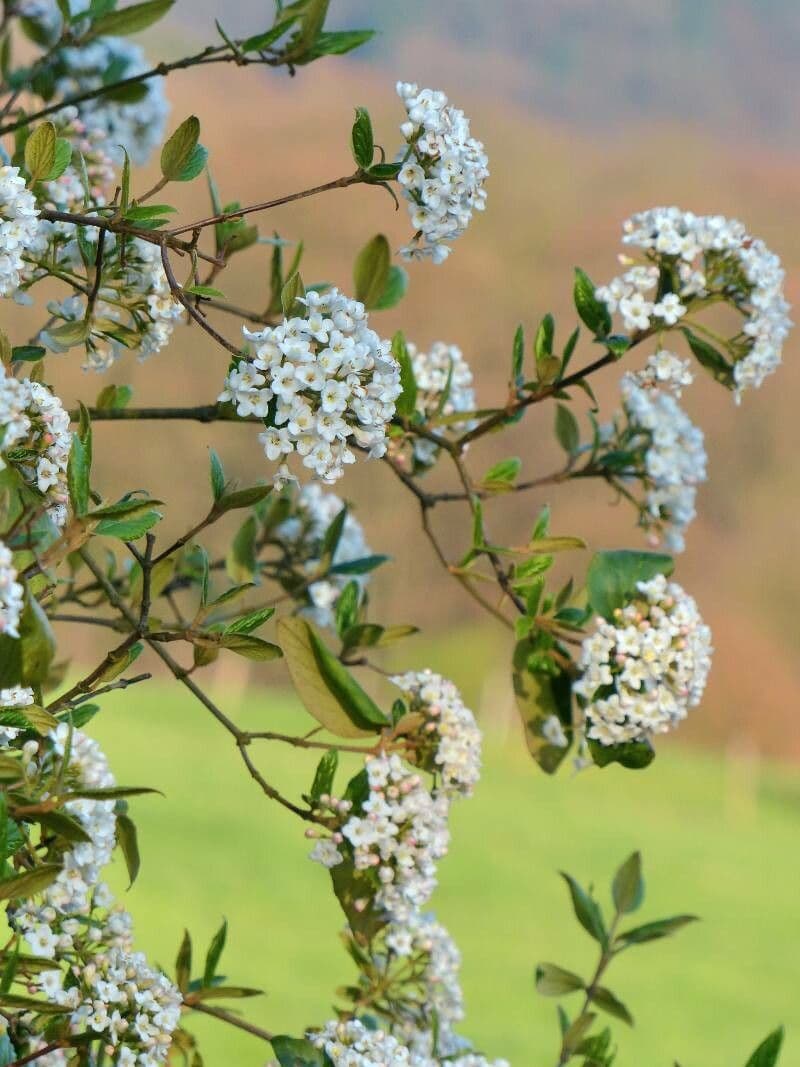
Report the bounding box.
[89,679,800,1066]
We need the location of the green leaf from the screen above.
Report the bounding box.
[281,271,305,317]
[116,812,140,887]
[34,810,91,845]
[392,331,417,418]
[226,515,258,584]
[24,121,56,183]
[203,919,227,987]
[745,1027,785,1067]
[586,550,674,621]
[561,872,607,945]
[555,404,580,454]
[161,115,200,182]
[10,345,45,362]
[350,106,374,169]
[296,0,329,53]
[177,143,209,183]
[589,738,655,770]
[0,863,62,901]
[209,451,225,502]
[217,633,282,662]
[612,851,644,914]
[309,749,338,803]
[271,1036,328,1067]
[90,0,174,37]
[175,929,192,992]
[214,483,272,514]
[18,593,56,687]
[46,137,72,181]
[305,28,375,59]
[511,324,525,386]
[617,915,698,947]
[0,704,56,735]
[95,510,161,540]
[223,606,275,637]
[67,432,90,516]
[483,457,521,490]
[353,234,390,309]
[512,641,572,774]
[535,962,585,997]
[681,327,735,388]
[374,265,408,310]
[329,554,388,576]
[185,284,224,299]
[574,268,611,337]
[591,986,634,1026]
[335,580,360,637]
[278,617,388,738]
[64,785,161,801]
[0,993,68,1015]
[535,313,555,362]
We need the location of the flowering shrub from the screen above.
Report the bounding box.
[0,2,790,1065]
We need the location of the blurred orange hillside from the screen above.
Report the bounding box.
[41,18,800,761]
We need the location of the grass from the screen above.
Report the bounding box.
[87,679,800,1066]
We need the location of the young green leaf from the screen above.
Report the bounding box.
[350,106,374,169]
[353,234,390,309]
[745,1027,785,1067]
[574,267,612,337]
[555,403,580,455]
[89,0,174,38]
[535,962,585,996]
[586,550,674,620]
[161,115,200,181]
[203,919,228,987]
[24,121,56,183]
[560,872,607,945]
[612,851,644,914]
[392,331,418,418]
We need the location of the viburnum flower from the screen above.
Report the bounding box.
[395,82,489,263]
[629,349,694,396]
[0,165,42,297]
[311,1019,414,1065]
[0,366,72,526]
[222,288,401,485]
[597,207,792,399]
[615,371,707,552]
[0,541,24,639]
[574,573,713,746]
[274,483,373,629]
[391,669,483,796]
[8,727,182,1064]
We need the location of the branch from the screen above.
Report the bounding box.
[189,1001,273,1044]
[167,172,364,237]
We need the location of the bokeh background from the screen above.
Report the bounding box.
[43,2,800,1063]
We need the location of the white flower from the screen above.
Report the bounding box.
[606,206,792,399]
[0,541,24,640]
[395,82,489,262]
[629,350,694,396]
[0,165,42,296]
[227,288,400,486]
[617,374,707,552]
[574,574,713,746]
[391,670,483,797]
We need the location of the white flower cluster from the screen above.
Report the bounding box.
[618,372,707,552]
[0,540,24,640]
[628,350,694,396]
[391,670,483,797]
[595,264,687,334]
[55,35,169,165]
[311,1019,414,1065]
[574,573,713,746]
[222,288,401,485]
[404,340,476,466]
[8,728,182,1063]
[396,82,489,263]
[276,483,372,629]
[0,366,72,526]
[0,165,42,297]
[600,207,792,398]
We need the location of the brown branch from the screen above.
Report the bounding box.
[167,172,364,237]
[189,1001,274,1044]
